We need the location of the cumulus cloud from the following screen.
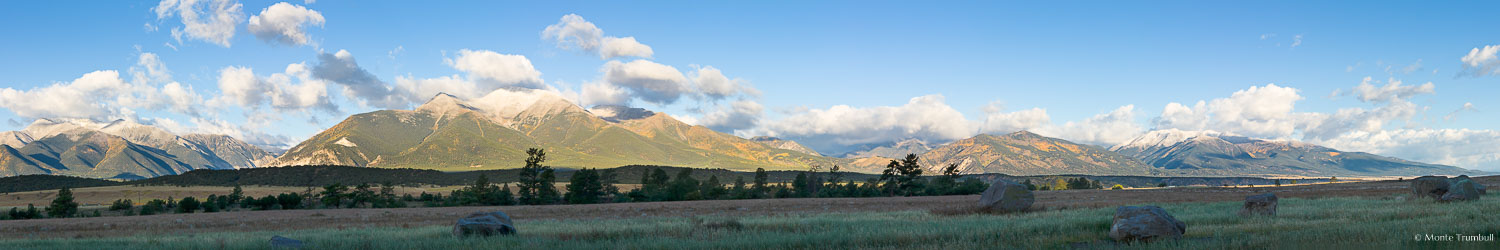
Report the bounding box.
[214,63,337,114]
[698,100,764,133]
[311,50,407,109]
[1152,83,1303,139]
[1310,129,1500,172]
[601,60,690,105]
[541,14,653,59]
[579,82,629,107]
[445,49,545,89]
[690,66,755,100]
[247,2,324,46]
[0,53,212,120]
[763,95,975,153]
[1460,45,1500,77]
[153,0,244,47]
[1033,105,1144,146]
[980,102,1050,134]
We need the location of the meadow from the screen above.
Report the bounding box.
[2,189,1495,249]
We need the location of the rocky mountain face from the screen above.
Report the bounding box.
[1109,129,1482,177]
[750,136,822,156]
[871,131,1163,176]
[0,119,273,179]
[272,90,841,172]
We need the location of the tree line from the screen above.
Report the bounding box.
[3,150,995,220]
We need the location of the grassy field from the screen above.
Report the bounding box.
[3,192,1495,249]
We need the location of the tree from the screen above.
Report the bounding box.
[140,199,167,215]
[1111,184,1125,190]
[176,197,200,213]
[1053,179,1069,190]
[565,168,605,204]
[667,168,701,201]
[927,164,962,195]
[110,199,134,211]
[47,188,79,218]
[321,183,348,208]
[1274,179,1282,186]
[731,176,748,199]
[1022,179,1038,190]
[278,192,303,209]
[518,148,559,205]
[497,184,516,205]
[702,175,726,200]
[752,168,769,199]
[792,172,810,197]
[825,165,843,187]
[879,154,925,196]
[228,184,245,205]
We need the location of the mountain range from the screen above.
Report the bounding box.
[2,90,1485,180]
[0,119,273,180]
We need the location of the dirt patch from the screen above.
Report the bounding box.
[2,176,1494,239]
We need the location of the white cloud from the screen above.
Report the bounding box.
[601,59,690,105]
[1336,77,1434,104]
[698,100,764,133]
[247,2,324,46]
[153,0,244,47]
[579,82,629,107]
[214,64,337,114]
[445,49,545,89]
[541,14,654,59]
[1291,34,1303,48]
[600,36,654,59]
[763,94,976,153]
[980,102,1050,134]
[690,66,750,100]
[0,71,133,119]
[1311,129,1500,172]
[1460,45,1500,76]
[1444,102,1477,121]
[1153,84,1304,139]
[130,52,173,84]
[1034,105,1144,146]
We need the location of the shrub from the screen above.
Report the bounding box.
[109,199,134,211]
[176,197,200,213]
[46,188,79,218]
[1111,184,1125,190]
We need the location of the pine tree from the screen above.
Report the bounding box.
[46,188,78,218]
[879,154,925,196]
[565,168,604,204]
[517,148,559,205]
[752,168,769,199]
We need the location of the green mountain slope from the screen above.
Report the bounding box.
[869,131,1161,176]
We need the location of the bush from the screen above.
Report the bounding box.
[1111,184,1125,190]
[176,197,200,213]
[109,199,134,211]
[140,199,167,215]
[46,187,79,218]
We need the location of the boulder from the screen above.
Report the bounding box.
[1451,175,1486,195]
[1109,206,1186,243]
[1441,180,1482,202]
[1410,176,1450,200]
[977,179,1034,213]
[1239,193,1277,216]
[453,211,517,238]
[269,235,303,248]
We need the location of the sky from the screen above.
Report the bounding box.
[1,1,1498,171]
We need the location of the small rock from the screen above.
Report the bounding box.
[1410,176,1450,200]
[1109,206,1186,243]
[453,211,517,238]
[977,179,1034,213]
[1239,193,1277,216]
[1441,180,1482,202]
[269,235,303,248]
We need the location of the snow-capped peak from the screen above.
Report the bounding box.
[1109,129,1226,151]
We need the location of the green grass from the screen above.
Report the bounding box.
[5,194,1498,249]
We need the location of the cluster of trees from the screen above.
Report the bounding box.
[3,150,998,221]
[1018,177,1106,191]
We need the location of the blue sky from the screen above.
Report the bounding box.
[2,1,1498,170]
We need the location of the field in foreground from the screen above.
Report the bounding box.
[3,193,1497,249]
[1,177,1495,249]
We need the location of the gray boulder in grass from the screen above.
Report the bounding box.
[453,211,517,237]
[1410,176,1450,200]
[977,179,1034,213]
[1451,175,1486,195]
[1441,180,1481,202]
[1239,193,1277,216]
[1109,206,1186,243]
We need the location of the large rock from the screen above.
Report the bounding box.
[1410,176,1450,200]
[1109,206,1186,243]
[1452,175,1486,195]
[977,179,1034,213]
[453,211,517,237]
[1239,193,1277,216]
[1441,180,1482,202]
